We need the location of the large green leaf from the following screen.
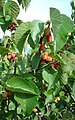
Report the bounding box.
[50,7,62,38]
[50,8,74,53]
[14,20,44,53]
[17,0,31,11]
[6,76,39,95]
[5,0,20,19]
[54,14,74,53]
[14,92,38,115]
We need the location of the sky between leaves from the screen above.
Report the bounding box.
[0,0,72,39]
[18,0,72,22]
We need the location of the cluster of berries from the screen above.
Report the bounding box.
[39,27,60,69]
[39,27,52,51]
[7,51,17,62]
[44,27,52,42]
[65,43,70,51]
[40,52,60,69]
[8,22,17,32]
[51,61,60,69]
[40,52,52,63]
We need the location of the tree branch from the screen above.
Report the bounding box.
[65,85,75,102]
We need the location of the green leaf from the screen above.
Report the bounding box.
[71,117,75,120]
[70,0,75,10]
[59,91,65,97]
[17,0,31,11]
[28,33,35,49]
[54,14,74,53]
[42,71,50,83]
[14,20,44,53]
[23,73,35,79]
[45,95,53,105]
[30,20,44,41]
[42,70,57,88]
[61,52,75,85]
[50,8,74,53]
[62,51,75,76]
[54,54,66,64]
[17,30,30,53]
[0,0,3,12]
[0,16,5,25]
[15,22,30,44]
[5,15,11,21]
[61,73,68,85]
[1,20,12,32]
[52,82,60,97]
[6,76,39,95]
[9,101,15,110]
[14,92,38,115]
[32,52,41,69]
[62,111,73,120]
[50,7,62,38]
[14,22,30,53]
[5,0,20,19]
[22,0,31,11]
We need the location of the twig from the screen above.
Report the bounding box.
[36,112,42,120]
[65,85,75,102]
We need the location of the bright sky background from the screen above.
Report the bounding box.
[18,0,72,22]
[0,0,72,38]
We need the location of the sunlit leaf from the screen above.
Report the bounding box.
[54,15,74,53]
[6,76,39,95]
[42,70,58,88]
[14,92,38,115]
[50,7,62,38]
[5,0,20,19]
[30,20,44,41]
[14,20,44,53]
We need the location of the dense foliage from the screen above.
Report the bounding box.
[0,0,75,119]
